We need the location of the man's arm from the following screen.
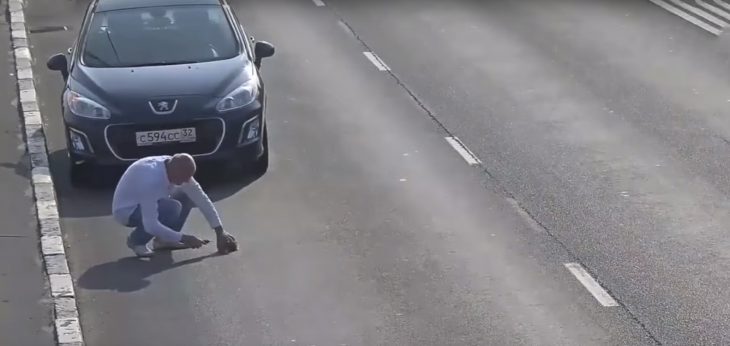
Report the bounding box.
[140,197,184,242]
[180,178,223,232]
[179,178,236,253]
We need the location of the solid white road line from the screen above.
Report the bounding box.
[363,52,390,71]
[648,0,722,35]
[445,136,482,166]
[667,0,728,27]
[564,263,619,307]
[695,0,730,21]
[312,0,325,7]
[8,0,85,344]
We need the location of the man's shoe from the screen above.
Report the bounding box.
[152,237,189,250]
[127,236,154,257]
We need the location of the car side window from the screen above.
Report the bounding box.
[71,1,96,69]
[224,6,252,59]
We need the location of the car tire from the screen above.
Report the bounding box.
[249,126,269,176]
[68,154,95,188]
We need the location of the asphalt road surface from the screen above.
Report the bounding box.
[19,0,730,345]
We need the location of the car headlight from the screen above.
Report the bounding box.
[63,90,111,119]
[216,78,258,112]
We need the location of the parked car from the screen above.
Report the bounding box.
[46,0,275,185]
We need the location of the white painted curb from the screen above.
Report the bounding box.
[7,0,85,345]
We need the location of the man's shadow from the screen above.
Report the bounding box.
[77,250,220,292]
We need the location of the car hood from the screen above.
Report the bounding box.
[70,56,254,115]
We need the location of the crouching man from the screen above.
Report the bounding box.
[111,153,238,257]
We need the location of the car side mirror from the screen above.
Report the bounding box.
[254,41,275,67]
[47,53,69,80]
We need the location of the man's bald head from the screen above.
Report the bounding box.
[166,153,197,185]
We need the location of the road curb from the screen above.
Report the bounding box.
[7,0,85,345]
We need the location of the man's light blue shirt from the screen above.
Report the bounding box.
[112,155,222,242]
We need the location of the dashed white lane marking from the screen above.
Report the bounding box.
[648,0,723,35]
[312,0,325,7]
[444,136,481,166]
[363,52,390,71]
[8,0,85,344]
[564,263,619,307]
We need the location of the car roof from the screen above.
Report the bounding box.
[95,0,221,12]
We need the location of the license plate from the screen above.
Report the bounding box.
[135,127,196,146]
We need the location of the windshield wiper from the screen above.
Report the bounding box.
[126,60,201,67]
[84,52,112,67]
[104,28,121,64]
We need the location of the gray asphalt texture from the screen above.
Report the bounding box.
[19,0,730,344]
[0,3,54,345]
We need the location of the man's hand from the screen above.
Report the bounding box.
[180,234,207,249]
[216,229,238,254]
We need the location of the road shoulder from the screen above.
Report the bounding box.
[0,0,54,345]
[2,0,82,345]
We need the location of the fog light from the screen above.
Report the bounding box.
[68,128,92,153]
[238,116,261,146]
[246,118,260,140]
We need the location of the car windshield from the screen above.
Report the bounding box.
[82,5,240,68]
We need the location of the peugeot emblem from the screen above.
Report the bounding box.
[149,99,178,115]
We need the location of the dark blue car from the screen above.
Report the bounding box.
[46,0,275,185]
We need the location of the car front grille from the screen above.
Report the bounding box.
[104,118,225,160]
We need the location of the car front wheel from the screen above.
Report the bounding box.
[68,154,95,188]
[251,126,269,175]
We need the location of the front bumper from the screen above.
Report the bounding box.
[64,106,265,167]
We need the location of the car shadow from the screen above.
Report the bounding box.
[48,149,264,219]
[76,250,220,293]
